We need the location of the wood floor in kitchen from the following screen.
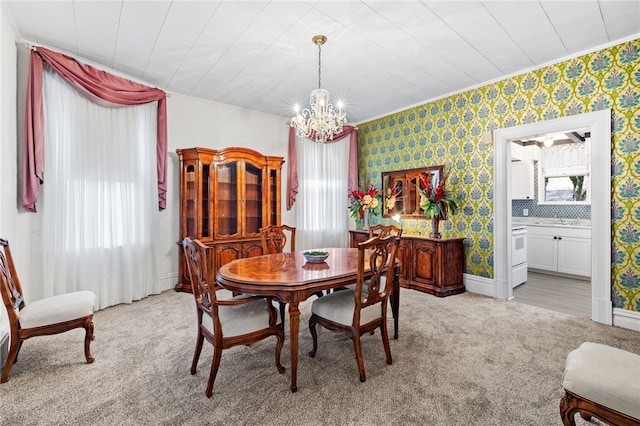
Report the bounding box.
[512,271,591,317]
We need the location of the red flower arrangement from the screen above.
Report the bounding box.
[417,171,459,219]
[348,184,382,220]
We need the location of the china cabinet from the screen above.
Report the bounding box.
[176,147,284,292]
[349,230,465,297]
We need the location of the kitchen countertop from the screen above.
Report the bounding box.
[512,217,591,229]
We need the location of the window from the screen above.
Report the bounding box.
[538,136,590,205]
[543,175,587,202]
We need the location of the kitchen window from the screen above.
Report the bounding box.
[538,138,590,205]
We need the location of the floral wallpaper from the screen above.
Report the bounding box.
[356,38,640,312]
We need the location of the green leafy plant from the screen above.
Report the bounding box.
[417,171,459,219]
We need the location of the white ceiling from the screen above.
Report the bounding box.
[3,1,639,123]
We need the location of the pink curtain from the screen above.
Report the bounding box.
[22,46,168,212]
[286,125,358,210]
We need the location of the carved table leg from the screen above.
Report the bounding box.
[288,302,301,392]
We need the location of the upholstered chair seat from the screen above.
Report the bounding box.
[560,342,640,425]
[18,291,96,329]
[311,288,381,326]
[201,295,282,338]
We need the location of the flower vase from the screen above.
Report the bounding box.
[430,216,442,238]
[363,210,369,230]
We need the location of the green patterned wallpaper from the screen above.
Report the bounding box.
[356,39,640,312]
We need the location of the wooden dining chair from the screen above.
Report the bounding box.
[182,237,285,397]
[0,238,96,383]
[368,224,403,239]
[367,224,403,322]
[259,225,296,254]
[308,235,399,382]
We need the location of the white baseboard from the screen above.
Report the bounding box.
[463,274,495,298]
[613,308,640,332]
[161,273,178,291]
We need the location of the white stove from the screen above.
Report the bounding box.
[512,226,528,288]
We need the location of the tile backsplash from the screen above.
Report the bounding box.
[512,198,591,219]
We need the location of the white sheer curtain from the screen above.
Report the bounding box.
[41,71,162,309]
[295,137,350,250]
[542,141,589,177]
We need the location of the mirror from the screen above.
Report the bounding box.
[381,165,444,218]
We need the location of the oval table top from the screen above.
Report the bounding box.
[217,247,366,291]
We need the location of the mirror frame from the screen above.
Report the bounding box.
[381,165,444,218]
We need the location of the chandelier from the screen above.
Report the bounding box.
[291,35,347,143]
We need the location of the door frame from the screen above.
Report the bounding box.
[493,109,612,325]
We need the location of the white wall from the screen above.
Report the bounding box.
[0,5,19,353]
[1,34,293,305]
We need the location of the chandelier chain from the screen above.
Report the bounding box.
[317,43,322,89]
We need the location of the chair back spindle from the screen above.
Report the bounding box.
[260,225,296,254]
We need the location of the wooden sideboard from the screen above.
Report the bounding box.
[349,230,465,297]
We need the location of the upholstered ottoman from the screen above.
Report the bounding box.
[560,342,640,425]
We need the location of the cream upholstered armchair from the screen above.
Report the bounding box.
[308,234,399,382]
[0,238,96,383]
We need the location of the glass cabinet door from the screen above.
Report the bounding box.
[216,161,239,237]
[201,164,210,238]
[184,164,197,237]
[268,169,278,226]
[244,162,263,235]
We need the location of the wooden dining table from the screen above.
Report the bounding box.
[216,247,400,392]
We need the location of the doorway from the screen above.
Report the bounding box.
[493,110,612,325]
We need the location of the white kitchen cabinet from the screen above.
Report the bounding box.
[511,161,535,200]
[528,232,557,270]
[527,225,591,277]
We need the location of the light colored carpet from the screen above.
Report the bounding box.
[1,288,638,425]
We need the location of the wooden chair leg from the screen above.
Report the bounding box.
[1,338,21,383]
[83,317,95,363]
[274,332,285,374]
[191,331,204,375]
[278,302,286,330]
[205,346,223,398]
[353,334,366,382]
[380,323,392,365]
[308,316,319,357]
